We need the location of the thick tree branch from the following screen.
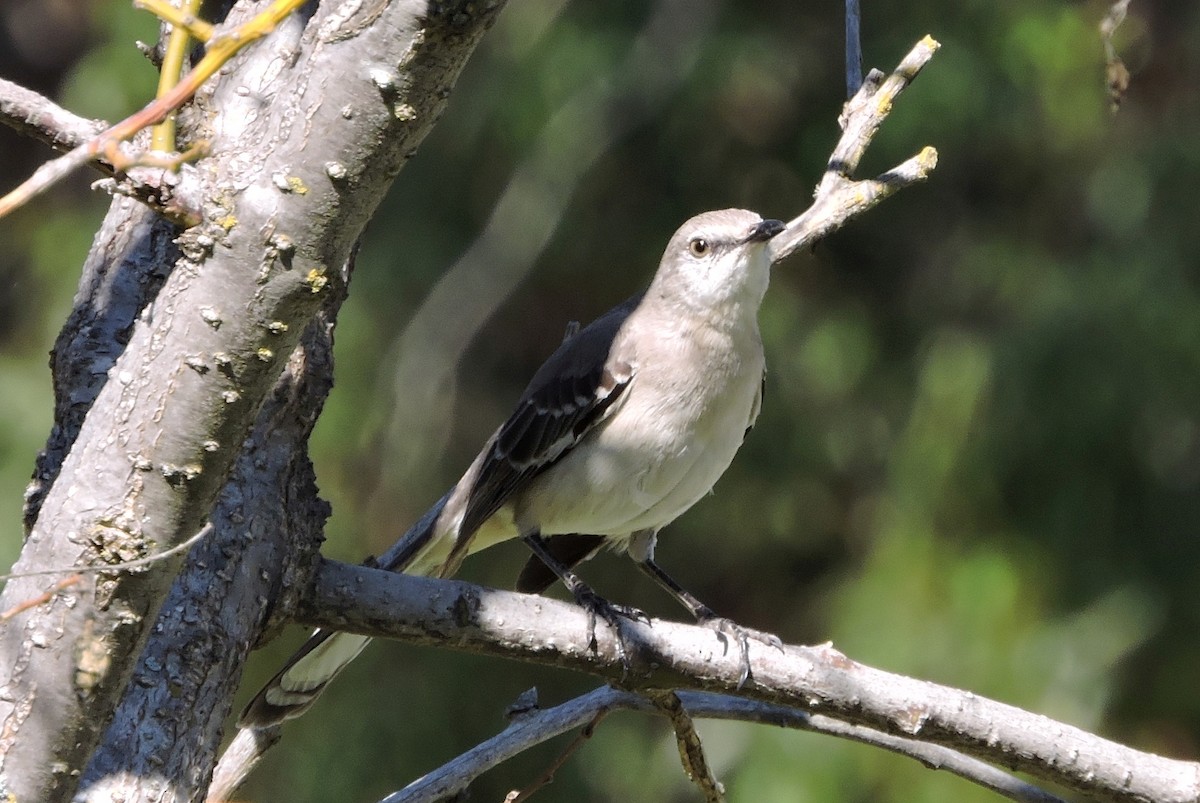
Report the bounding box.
[301,559,1200,803]
[78,269,343,802]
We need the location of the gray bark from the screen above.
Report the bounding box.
[78,267,343,802]
[303,559,1200,803]
[0,1,505,800]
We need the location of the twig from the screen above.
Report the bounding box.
[845,0,862,96]
[135,0,215,41]
[1100,0,1132,112]
[0,522,213,646]
[768,36,940,264]
[217,33,946,800]
[647,690,724,803]
[0,78,206,223]
[505,707,609,802]
[0,0,306,220]
[0,574,82,622]
[0,78,105,151]
[374,684,1065,803]
[0,523,213,584]
[150,0,206,152]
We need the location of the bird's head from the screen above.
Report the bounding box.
[649,208,786,319]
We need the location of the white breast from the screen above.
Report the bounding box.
[515,324,764,540]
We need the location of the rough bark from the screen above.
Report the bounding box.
[0,1,505,800]
[80,279,341,801]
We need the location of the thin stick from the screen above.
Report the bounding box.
[506,708,609,802]
[0,575,81,622]
[649,690,724,802]
[0,0,305,219]
[0,523,213,583]
[135,0,215,41]
[845,0,862,96]
[151,0,206,152]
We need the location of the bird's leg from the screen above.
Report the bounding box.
[520,531,646,665]
[635,557,781,688]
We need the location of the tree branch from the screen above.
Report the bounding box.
[770,36,940,264]
[647,690,725,802]
[300,559,1200,803]
[380,685,1066,803]
[0,77,104,150]
[78,275,343,802]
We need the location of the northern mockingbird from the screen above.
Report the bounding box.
[241,208,787,727]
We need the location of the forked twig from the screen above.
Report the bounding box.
[769,36,940,265]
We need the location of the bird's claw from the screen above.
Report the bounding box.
[572,586,646,675]
[699,615,781,688]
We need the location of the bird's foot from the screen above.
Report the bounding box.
[572,585,649,673]
[696,610,782,688]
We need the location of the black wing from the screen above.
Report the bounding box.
[454,295,642,546]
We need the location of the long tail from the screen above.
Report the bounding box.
[238,491,451,727]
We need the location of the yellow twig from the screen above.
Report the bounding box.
[150,0,205,152]
[0,0,305,220]
[135,0,214,41]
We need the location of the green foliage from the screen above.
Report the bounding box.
[60,2,159,120]
[1,0,1197,800]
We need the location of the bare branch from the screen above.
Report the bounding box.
[0,77,206,224]
[382,686,1066,803]
[770,36,940,265]
[503,703,608,803]
[301,559,1200,803]
[0,0,307,221]
[0,77,104,150]
[218,32,949,798]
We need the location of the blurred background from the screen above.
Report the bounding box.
[2,0,1198,800]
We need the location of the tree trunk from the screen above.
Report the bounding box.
[0,2,505,800]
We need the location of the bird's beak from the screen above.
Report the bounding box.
[744,218,786,243]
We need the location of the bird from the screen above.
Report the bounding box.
[240,208,788,728]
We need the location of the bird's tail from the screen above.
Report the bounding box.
[238,491,453,728]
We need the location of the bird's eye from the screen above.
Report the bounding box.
[688,238,710,258]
